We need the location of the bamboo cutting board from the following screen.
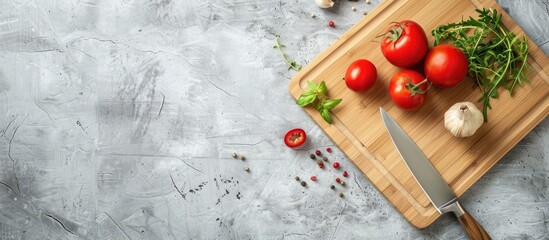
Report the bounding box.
[289,0,549,228]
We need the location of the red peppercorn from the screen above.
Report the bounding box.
[328,21,335,27]
[343,171,348,177]
[315,150,321,156]
[336,177,341,183]
[326,147,332,153]
[319,164,324,169]
[310,176,317,181]
[333,162,340,169]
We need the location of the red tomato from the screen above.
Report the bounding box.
[345,59,377,92]
[389,70,428,110]
[424,44,469,88]
[380,20,429,68]
[284,128,306,148]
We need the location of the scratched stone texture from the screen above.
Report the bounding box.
[0,0,547,239]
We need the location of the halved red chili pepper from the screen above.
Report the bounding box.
[284,128,307,148]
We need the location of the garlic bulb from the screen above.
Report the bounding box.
[444,102,484,137]
[315,0,334,8]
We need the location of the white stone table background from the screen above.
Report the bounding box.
[0,0,547,239]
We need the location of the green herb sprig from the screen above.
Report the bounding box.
[432,8,529,122]
[297,81,342,124]
[273,35,302,71]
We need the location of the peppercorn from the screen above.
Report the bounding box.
[339,192,344,198]
[330,185,335,190]
[326,147,332,153]
[240,155,246,161]
[322,156,328,162]
[310,13,316,18]
[340,181,345,186]
[319,164,324,169]
[333,162,340,169]
[301,181,307,187]
[295,176,300,181]
[366,0,371,4]
[336,177,341,183]
[315,150,321,156]
[310,154,316,160]
[317,160,323,165]
[328,21,335,27]
[310,176,317,181]
[244,167,250,172]
[343,171,348,177]
[352,6,356,11]
[232,152,237,158]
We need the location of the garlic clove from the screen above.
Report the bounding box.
[444,102,484,138]
[315,0,334,8]
[445,116,464,136]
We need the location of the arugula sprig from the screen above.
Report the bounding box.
[297,81,342,124]
[432,8,529,122]
[273,35,302,71]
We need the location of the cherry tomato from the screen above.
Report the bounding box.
[380,20,428,68]
[344,59,377,92]
[389,70,428,110]
[284,128,306,148]
[424,44,469,88]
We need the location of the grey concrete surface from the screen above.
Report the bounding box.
[0,0,547,239]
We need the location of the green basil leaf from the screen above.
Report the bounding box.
[316,102,324,111]
[318,81,327,95]
[307,80,318,92]
[320,108,333,124]
[296,92,317,107]
[323,98,342,110]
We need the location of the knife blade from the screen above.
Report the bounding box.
[380,108,491,240]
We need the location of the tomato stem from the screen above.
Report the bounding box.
[387,26,403,42]
[376,23,404,41]
[406,78,430,96]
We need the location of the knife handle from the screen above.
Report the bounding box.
[454,202,492,240]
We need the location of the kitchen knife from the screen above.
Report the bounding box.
[380,108,491,240]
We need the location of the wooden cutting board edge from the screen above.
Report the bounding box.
[288,0,549,228]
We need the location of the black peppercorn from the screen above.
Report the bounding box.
[309,154,316,160]
[301,181,307,187]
